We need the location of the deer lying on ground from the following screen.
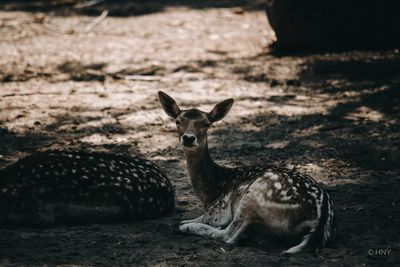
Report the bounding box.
[159,91,336,254]
[0,149,174,227]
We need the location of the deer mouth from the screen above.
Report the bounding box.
[182,143,198,149]
[183,143,197,147]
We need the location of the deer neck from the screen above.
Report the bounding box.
[184,141,232,208]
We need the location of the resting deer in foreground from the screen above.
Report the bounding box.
[159,91,336,254]
[0,149,174,227]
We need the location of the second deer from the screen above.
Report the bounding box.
[0,149,174,227]
[159,91,336,254]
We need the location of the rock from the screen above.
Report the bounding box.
[265,0,400,50]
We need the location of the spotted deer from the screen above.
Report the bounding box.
[158,91,336,254]
[0,149,174,227]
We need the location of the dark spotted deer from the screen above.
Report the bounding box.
[0,149,174,227]
[158,91,336,254]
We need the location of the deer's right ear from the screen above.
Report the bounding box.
[158,91,181,119]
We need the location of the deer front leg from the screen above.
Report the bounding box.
[179,197,253,244]
[179,222,221,238]
[179,208,250,244]
[180,198,232,228]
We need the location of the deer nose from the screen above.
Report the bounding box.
[181,134,197,145]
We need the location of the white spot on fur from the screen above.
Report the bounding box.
[274,182,282,190]
[264,172,279,180]
[126,185,133,191]
[267,190,273,197]
[281,196,292,201]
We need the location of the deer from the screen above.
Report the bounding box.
[158,91,336,254]
[0,149,174,227]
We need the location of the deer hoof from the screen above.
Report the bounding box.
[179,223,192,233]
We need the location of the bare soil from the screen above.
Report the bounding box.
[0,1,399,266]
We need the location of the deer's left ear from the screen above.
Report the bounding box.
[208,98,234,123]
[158,91,181,118]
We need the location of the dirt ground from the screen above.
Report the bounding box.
[0,1,399,266]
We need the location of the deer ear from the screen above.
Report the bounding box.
[208,98,234,123]
[158,91,181,118]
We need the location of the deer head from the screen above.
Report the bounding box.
[158,91,234,152]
